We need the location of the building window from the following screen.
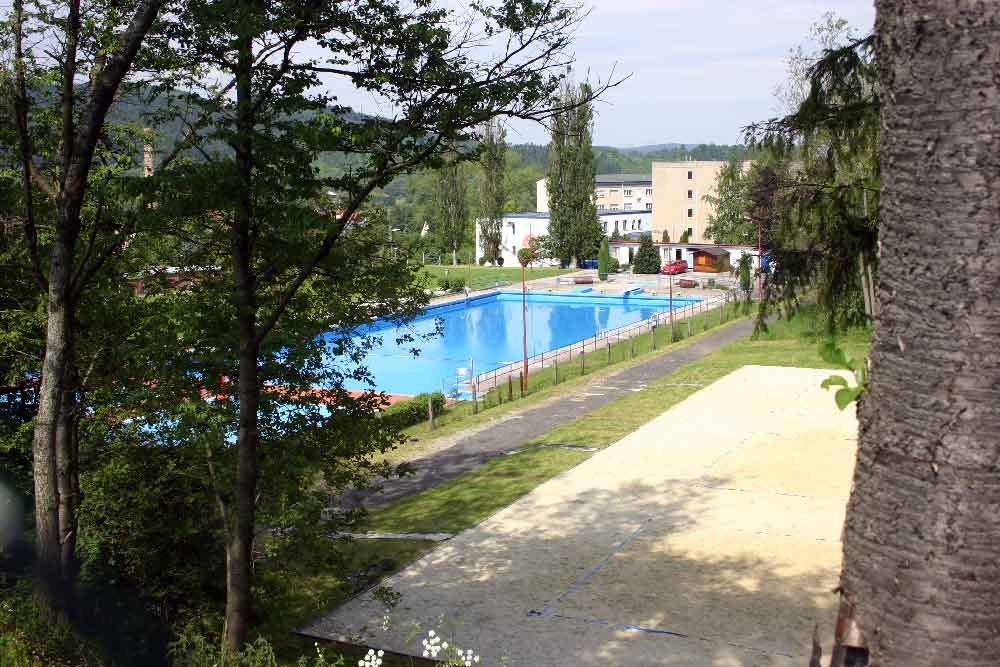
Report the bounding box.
[687,208,693,218]
[602,221,607,232]
[611,206,619,211]
[687,227,693,237]
[645,203,653,210]
[687,170,693,180]
[687,189,693,199]
[676,249,682,260]
[597,204,605,210]
[609,189,619,195]
[646,188,653,195]
[624,189,632,196]
[614,220,619,232]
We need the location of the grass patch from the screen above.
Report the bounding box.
[418,264,570,291]
[367,447,591,534]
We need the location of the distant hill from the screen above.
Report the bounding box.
[506,142,745,177]
[617,143,689,154]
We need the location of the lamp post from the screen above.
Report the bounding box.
[517,247,531,392]
[389,227,401,260]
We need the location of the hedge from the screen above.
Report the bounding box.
[382,392,446,428]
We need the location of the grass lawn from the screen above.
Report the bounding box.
[418,264,571,291]
[367,305,869,536]
[367,447,591,534]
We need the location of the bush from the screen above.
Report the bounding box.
[632,234,660,274]
[608,257,620,273]
[381,392,445,428]
[496,257,504,267]
[478,256,488,266]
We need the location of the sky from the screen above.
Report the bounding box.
[504,0,876,147]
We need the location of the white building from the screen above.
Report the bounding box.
[475,210,654,267]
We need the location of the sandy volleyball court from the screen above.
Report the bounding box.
[303,365,858,666]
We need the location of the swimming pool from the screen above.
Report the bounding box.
[332,291,700,396]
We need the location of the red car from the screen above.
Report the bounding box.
[660,260,688,275]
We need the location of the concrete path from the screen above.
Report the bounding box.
[305,366,856,666]
[351,318,755,509]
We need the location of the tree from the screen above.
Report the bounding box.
[832,4,1000,665]
[2,0,169,614]
[154,0,616,651]
[478,120,506,264]
[547,80,602,266]
[743,22,878,332]
[437,162,469,266]
[597,237,610,280]
[632,234,659,274]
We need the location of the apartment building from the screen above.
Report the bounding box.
[650,160,727,244]
[535,174,654,213]
[475,210,653,267]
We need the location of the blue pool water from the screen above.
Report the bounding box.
[333,291,700,396]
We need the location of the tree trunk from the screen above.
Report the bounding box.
[31,234,75,613]
[452,244,457,266]
[223,19,258,652]
[834,3,1000,665]
[55,352,79,586]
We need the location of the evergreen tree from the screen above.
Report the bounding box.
[547,81,602,267]
[478,120,506,264]
[436,162,469,265]
[632,234,660,274]
[597,237,610,279]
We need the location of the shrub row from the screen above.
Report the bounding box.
[381,392,445,428]
[436,276,465,292]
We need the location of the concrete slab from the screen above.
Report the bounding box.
[303,365,857,666]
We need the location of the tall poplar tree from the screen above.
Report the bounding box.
[436,162,469,266]
[547,81,601,267]
[478,119,506,264]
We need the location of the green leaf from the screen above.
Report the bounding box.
[834,387,861,411]
[821,375,848,390]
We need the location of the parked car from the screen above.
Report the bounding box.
[660,260,688,275]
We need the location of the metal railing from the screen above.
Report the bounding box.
[459,287,744,398]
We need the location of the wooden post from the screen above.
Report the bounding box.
[580,345,585,375]
[428,395,436,430]
[607,341,611,365]
[553,357,558,385]
[652,324,657,350]
[507,373,513,402]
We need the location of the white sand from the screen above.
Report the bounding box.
[303,365,857,666]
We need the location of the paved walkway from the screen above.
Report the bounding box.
[349,318,755,509]
[305,366,857,666]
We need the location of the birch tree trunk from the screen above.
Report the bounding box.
[834,2,1000,664]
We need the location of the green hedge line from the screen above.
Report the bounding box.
[382,392,445,428]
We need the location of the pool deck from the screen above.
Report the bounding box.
[304,365,856,666]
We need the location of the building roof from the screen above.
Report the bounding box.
[503,212,550,219]
[694,246,731,257]
[595,173,652,185]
